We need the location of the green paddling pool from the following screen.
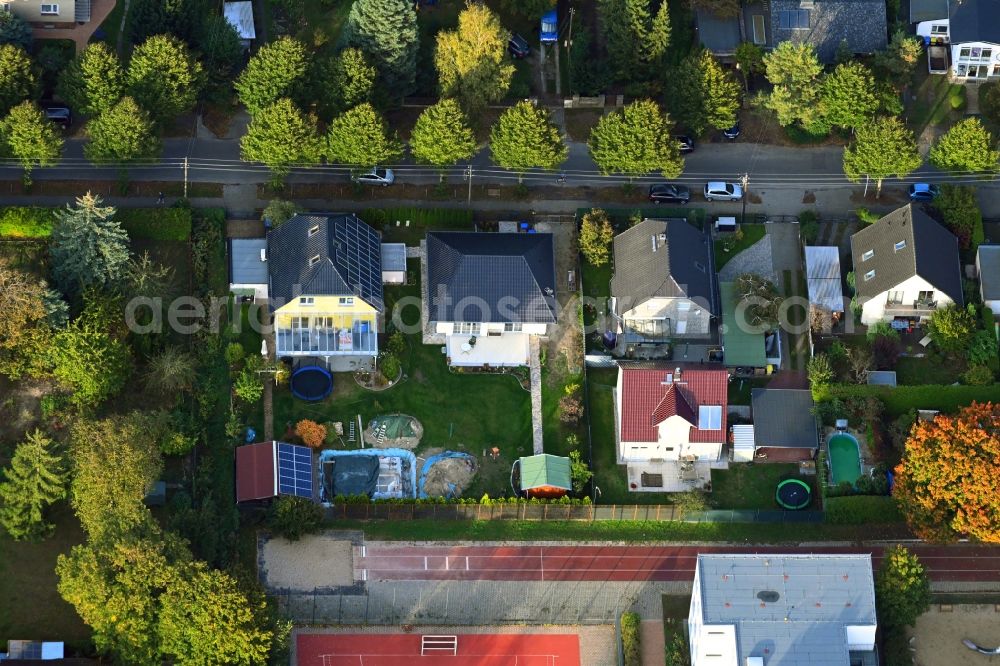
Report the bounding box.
[828,433,862,485]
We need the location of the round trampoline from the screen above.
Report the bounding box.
[291,365,333,401]
[775,478,812,510]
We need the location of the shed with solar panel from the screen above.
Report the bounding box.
[235,440,315,502]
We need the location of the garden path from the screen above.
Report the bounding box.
[529,336,543,454]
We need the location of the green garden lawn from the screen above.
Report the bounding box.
[710,463,815,510]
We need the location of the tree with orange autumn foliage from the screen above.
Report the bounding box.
[893,402,1000,543]
[294,419,326,449]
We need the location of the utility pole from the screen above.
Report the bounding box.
[740,172,749,224]
[466,163,473,205]
[183,157,189,199]
[566,7,575,48]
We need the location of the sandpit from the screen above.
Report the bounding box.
[260,535,354,591]
[907,605,1000,666]
[363,414,423,449]
[421,453,478,498]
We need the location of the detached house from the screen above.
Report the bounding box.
[698,0,887,63]
[615,364,728,491]
[850,204,962,326]
[266,214,384,366]
[0,0,88,24]
[424,231,556,367]
[915,0,1000,81]
[610,218,715,344]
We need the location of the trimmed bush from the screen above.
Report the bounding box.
[621,611,641,666]
[116,208,192,241]
[824,495,903,524]
[0,207,56,238]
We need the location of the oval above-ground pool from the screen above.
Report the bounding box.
[775,478,813,510]
[291,365,333,401]
[828,433,863,486]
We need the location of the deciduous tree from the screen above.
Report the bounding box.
[49,315,131,409]
[490,101,567,180]
[807,354,833,400]
[0,44,38,116]
[931,184,983,249]
[235,37,309,116]
[894,402,1000,542]
[144,346,197,397]
[83,96,161,168]
[240,98,322,180]
[734,273,781,330]
[578,208,615,266]
[876,30,923,89]
[50,192,130,297]
[568,450,593,494]
[499,0,554,18]
[589,99,683,178]
[323,102,402,169]
[410,98,478,178]
[669,50,741,135]
[0,430,67,540]
[57,42,126,117]
[734,42,764,92]
[341,0,419,95]
[0,267,50,379]
[842,116,921,197]
[929,117,1000,174]
[267,495,324,541]
[435,3,514,111]
[876,545,931,627]
[195,14,242,84]
[0,101,64,184]
[295,419,327,448]
[0,10,33,49]
[820,62,879,130]
[762,42,823,131]
[316,47,376,118]
[926,304,977,353]
[127,35,203,124]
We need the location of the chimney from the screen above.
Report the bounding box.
[259,248,267,262]
[674,367,682,383]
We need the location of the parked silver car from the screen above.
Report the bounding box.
[703,181,743,202]
[352,167,395,186]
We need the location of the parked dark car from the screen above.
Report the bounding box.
[43,106,72,128]
[676,135,695,154]
[508,33,530,59]
[908,183,940,201]
[648,183,691,204]
[723,122,741,140]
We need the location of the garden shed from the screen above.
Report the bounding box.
[518,454,572,499]
[380,243,407,284]
[751,389,819,461]
[731,424,756,462]
[804,246,844,318]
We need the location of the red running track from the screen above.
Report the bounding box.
[297,633,580,666]
[356,544,1000,583]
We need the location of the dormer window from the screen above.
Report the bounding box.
[339,297,354,305]
[308,224,320,237]
[309,254,320,266]
[862,250,874,261]
[894,240,906,252]
[300,297,314,306]
[864,270,875,281]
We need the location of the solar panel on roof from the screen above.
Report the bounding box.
[277,443,314,498]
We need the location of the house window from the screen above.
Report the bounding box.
[752,14,766,45]
[339,297,354,305]
[698,405,722,430]
[887,291,904,304]
[864,269,875,281]
[456,322,477,334]
[983,49,993,60]
[40,3,58,14]
[862,249,874,261]
[960,47,972,59]
[308,254,321,266]
[300,297,314,306]
[640,473,664,488]
[503,322,522,332]
[894,240,906,251]
[994,65,1000,77]
[931,24,948,34]
[918,290,934,302]
[308,224,320,237]
[778,9,809,29]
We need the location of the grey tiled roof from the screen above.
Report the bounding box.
[230,238,268,285]
[979,245,1000,300]
[850,205,963,306]
[950,0,1000,43]
[771,0,888,62]
[695,10,742,54]
[425,232,557,324]
[696,554,876,666]
[267,213,384,310]
[751,388,819,449]
[910,0,948,22]
[610,218,715,316]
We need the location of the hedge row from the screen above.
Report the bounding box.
[116,208,192,241]
[819,383,999,417]
[0,207,56,238]
[824,495,903,525]
[361,207,472,228]
[621,612,641,666]
[0,207,192,241]
[331,494,593,505]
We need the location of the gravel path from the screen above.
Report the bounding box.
[260,535,354,591]
[718,233,776,284]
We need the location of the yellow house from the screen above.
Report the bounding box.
[267,214,383,359]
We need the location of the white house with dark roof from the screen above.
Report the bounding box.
[610,218,715,343]
[915,0,1000,80]
[977,245,1000,313]
[850,204,963,326]
[423,231,556,367]
[689,554,878,666]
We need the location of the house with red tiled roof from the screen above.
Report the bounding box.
[615,364,728,491]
